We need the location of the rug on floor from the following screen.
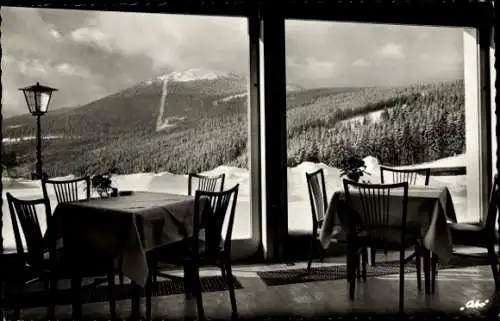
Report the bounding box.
[257,255,491,286]
[5,275,242,308]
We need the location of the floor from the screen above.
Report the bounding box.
[7,248,500,321]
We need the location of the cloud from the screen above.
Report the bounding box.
[2,55,16,65]
[71,27,111,49]
[352,58,371,67]
[55,63,91,78]
[49,26,61,39]
[1,7,465,115]
[71,12,248,71]
[18,59,50,77]
[376,42,405,59]
[305,58,336,76]
[287,57,338,88]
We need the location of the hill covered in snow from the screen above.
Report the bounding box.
[1,154,469,254]
[3,71,463,180]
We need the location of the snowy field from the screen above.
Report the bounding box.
[1,155,467,253]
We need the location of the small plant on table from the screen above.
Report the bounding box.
[91,173,113,197]
[340,155,370,183]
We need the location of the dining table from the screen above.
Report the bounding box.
[50,191,209,318]
[319,185,458,264]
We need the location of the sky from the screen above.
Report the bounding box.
[1,6,464,117]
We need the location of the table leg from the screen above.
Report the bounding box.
[368,247,376,266]
[423,248,431,295]
[71,276,83,319]
[131,281,141,319]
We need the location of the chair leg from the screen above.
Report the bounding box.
[118,256,124,291]
[423,249,431,295]
[415,245,422,292]
[119,271,124,290]
[193,264,205,321]
[43,279,49,293]
[12,308,20,321]
[184,262,194,298]
[361,247,367,282]
[145,269,153,321]
[370,247,376,266]
[431,253,438,293]
[356,251,361,280]
[318,243,325,263]
[48,276,58,320]
[10,275,23,321]
[223,258,238,317]
[347,242,356,300]
[399,248,405,312]
[107,271,117,321]
[71,275,82,320]
[307,234,315,271]
[487,244,499,289]
[220,262,227,280]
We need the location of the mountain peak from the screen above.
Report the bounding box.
[287,83,305,92]
[156,68,237,83]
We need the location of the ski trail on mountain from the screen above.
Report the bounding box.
[156,78,175,132]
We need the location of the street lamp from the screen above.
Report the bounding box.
[19,82,58,179]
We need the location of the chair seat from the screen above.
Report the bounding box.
[355,227,419,249]
[315,227,332,238]
[448,222,496,247]
[36,246,116,277]
[448,222,484,232]
[316,227,348,243]
[149,237,226,265]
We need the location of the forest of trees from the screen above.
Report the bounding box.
[286,80,465,168]
[2,80,464,178]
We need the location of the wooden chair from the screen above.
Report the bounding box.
[41,176,91,203]
[343,180,425,311]
[188,173,225,196]
[380,166,431,186]
[375,166,431,265]
[305,169,367,274]
[6,193,119,320]
[0,253,25,320]
[146,185,240,320]
[42,176,125,289]
[447,174,500,291]
[152,172,227,285]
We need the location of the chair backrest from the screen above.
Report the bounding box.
[380,166,430,186]
[6,193,53,268]
[42,176,91,203]
[306,169,328,226]
[484,174,499,238]
[188,173,225,196]
[193,184,239,257]
[343,179,409,236]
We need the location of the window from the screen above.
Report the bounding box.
[1,7,256,256]
[284,20,480,235]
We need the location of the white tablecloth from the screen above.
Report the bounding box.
[319,186,457,262]
[51,191,208,286]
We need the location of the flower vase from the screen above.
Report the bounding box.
[97,187,112,198]
[347,173,361,182]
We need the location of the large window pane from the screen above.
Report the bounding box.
[1,7,251,252]
[285,20,470,235]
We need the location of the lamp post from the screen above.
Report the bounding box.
[19,82,57,179]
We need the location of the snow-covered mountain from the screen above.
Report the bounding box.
[138,68,243,86]
[156,68,239,83]
[2,67,320,141]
